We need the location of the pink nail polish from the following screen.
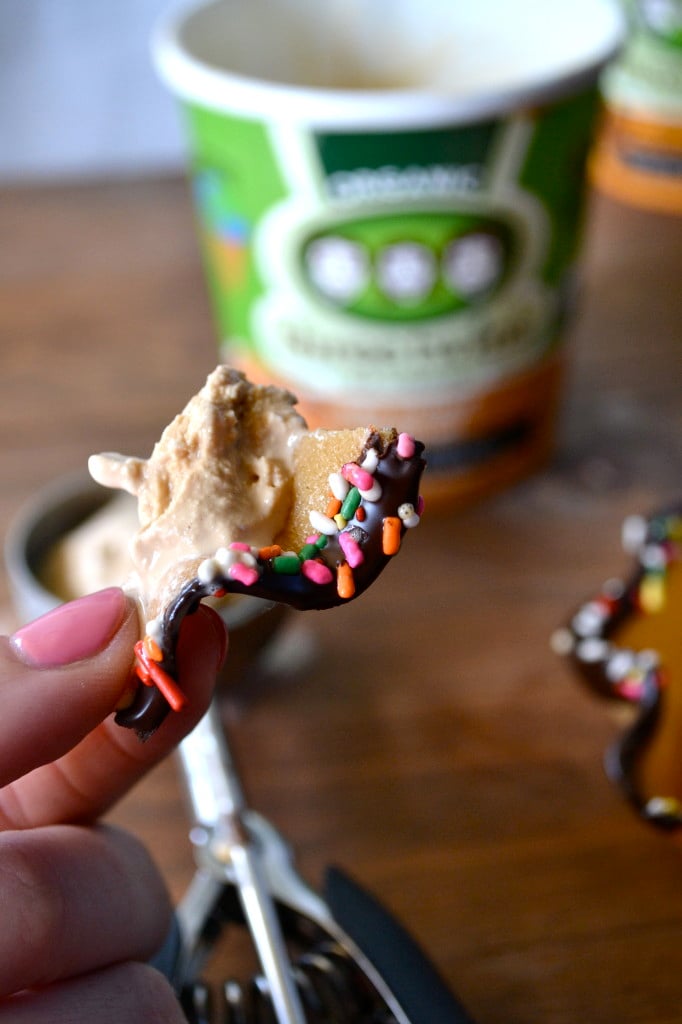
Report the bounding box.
[11,588,128,668]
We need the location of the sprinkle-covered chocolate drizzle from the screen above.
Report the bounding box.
[117,433,425,739]
[552,506,681,830]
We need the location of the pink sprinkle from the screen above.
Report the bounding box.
[305,534,321,545]
[229,542,252,552]
[397,432,416,459]
[618,679,643,701]
[339,530,364,568]
[342,462,374,492]
[417,494,425,516]
[229,563,259,587]
[301,560,334,585]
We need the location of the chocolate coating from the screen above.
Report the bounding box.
[556,504,682,830]
[116,436,425,739]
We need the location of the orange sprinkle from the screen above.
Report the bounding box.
[356,506,366,522]
[134,647,153,687]
[337,561,355,600]
[382,516,402,556]
[134,640,188,712]
[259,544,283,561]
[145,660,188,712]
[143,634,163,662]
[326,496,342,518]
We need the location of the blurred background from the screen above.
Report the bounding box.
[0,0,184,181]
[1,3,681,1022]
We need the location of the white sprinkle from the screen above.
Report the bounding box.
[309,510,339,535]
[645,796,681,818]
[328,472,349,501]
[215,547,237,570]
[146,617,163,646]
[550,628,574,656]
[605,649,635,681]
[239,551,258,568]
[397,502,420,528]
[359,480,382,502]
[622,514,647,554]
[576,637,610,663]
[360,448,379,473]
[571,602,606,637]
[641,543,666,570]
[198,557,219,583]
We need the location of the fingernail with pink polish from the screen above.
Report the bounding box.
[11,588,128,668]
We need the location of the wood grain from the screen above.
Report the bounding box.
[1,178,681,1022]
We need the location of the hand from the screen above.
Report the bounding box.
[0,587,226,1022]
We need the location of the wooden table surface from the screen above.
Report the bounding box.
[0,178,681,1023]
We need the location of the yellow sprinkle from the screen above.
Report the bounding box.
[639,576,666,615]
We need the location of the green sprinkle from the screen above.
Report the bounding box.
[340,486,361,520]
[315,535,329,550]
[339,487,360,520]
[298,543,318,561]
[273,554,302,575]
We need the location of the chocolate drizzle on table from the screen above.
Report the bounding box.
[553,505,682,830]
[117,432,426,739]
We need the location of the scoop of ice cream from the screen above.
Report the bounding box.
[41,492,138,602]
[89,366,307,616]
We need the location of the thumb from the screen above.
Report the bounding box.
[0,588,139,787]
[1,595,227,828]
